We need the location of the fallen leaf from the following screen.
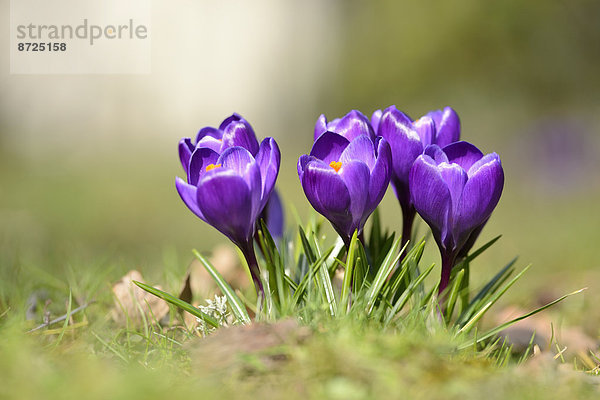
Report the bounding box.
[111,270,170,326]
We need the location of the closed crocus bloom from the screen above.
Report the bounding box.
[260,190,285,241]
[176,122,281,298]
[409,141,504,294]
[373,105,461,249]
[314,110,376,142]
[298,131,392,247]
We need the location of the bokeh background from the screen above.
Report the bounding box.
[1,1,599,320]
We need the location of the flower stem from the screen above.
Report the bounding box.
[438,250,457,299]
[239,240,264,301]
[400,205,416,260]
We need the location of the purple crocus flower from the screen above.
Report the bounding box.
[409,141,504,295]
[373,106,460,249]
[176,114,281,298]
[259,190,285,241]
[298,118,392,247]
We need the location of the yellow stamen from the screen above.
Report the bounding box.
[205,163,222,171]
[329,161,342,173]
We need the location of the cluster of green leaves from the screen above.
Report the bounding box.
[135,210,582,353]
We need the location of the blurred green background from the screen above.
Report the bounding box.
[1,0,599,316]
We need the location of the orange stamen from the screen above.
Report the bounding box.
[205,163,222,171]
[329,161,342,173]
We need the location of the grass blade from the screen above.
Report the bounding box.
[366,237,404,314]
[133,280,220,328]
[193,250,251,324]
[459,288,586,349]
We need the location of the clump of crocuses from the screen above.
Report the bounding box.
[176,114,280,298]
[410,141,504,295]
[298,110,392,247]
[373,106,460,248]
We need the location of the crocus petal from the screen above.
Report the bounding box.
[221,120,260,156]
[218,112,243,131]
[430,107,460,147]
[338,161,371,231]
[195,127,223,144]
[218,147,262,220]
[454,156,504,244]
[301,159,352,235]
[196,169,254,245]
[409,155,451,245]
[439,162,468,216]
[297,154,315,179]
[175,176,204,220]
[255,137,281,209]
[339,135,376,170]
[329,110,375,142]
[424,144,449,164]
[188,147,220,186]
[371,109,382,134]
[414,116,436,147]
[261,189,284,239]
[196,135,223,153]
[467,152,501,177]
[368,138,392,210]
[178,138,194,175]
[444,141,484,172]
[309,132,350,165]
[314,114,328,141]
[378,106,424,185]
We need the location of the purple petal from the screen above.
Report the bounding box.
[175,176,204,220]
[423,144,449,164]
[455,156,504,244]
[314,114,328,141]
[301,159,352,235]
[368,139,392,212]
[196,135,223,153]
[438,162,468,218]
[178,138,194,175]
[297,154,315,179]
[409,155,451,245]
[218,147,262,218]
[338,161,371,231]
[443,141,484,172]
[261,189,284,239]
[327,110,375,142]
[432,107,460,147]
[195,127,223,145]
[371,109,382,135]
[414,116,435,147]
[188,147,220,185]
[378,106,423,185]
[218,113,243,131]
[196,170,255,245]
[255,137,281,209]
[467,152,501,177]
[339,135,376,170]
[221,120,259,155]
[309,132,350,164]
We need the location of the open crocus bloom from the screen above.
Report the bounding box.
[176,138,280,248]
[409,141,504,293]
[298,131,391,245]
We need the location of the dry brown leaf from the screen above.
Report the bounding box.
[111,270,170,326]
[188,244,249,299]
